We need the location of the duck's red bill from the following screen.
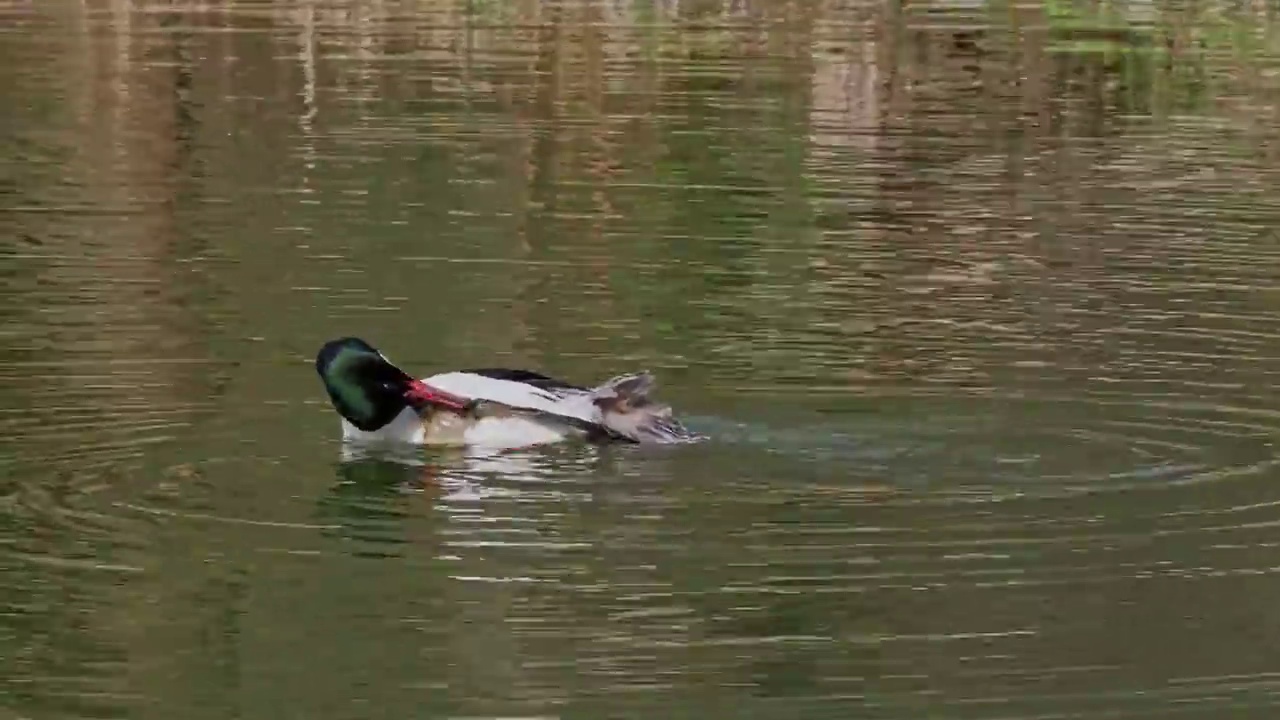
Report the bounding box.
[404,380,471,411]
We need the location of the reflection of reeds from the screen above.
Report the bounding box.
[1,1,225,714]
[18,0,1279,384]
[20,0,205,421]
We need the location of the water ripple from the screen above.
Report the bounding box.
[6,1,1280,718]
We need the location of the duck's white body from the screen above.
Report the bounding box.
[340,405,572,449]
[339,370,665,450]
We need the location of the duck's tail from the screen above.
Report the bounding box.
[588,372,695,444]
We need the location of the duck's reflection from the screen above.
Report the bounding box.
[317,441,618,553]
[334,440,606,500]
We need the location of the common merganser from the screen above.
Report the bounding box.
[315,337,694,449]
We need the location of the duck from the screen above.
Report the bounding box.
[314,337,695,450]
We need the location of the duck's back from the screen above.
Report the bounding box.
[420,370,600,424]
[422,369,695,444]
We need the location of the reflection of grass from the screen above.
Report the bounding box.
[460,0,521,25]
[1042,0,1280,60]
[1041,0,1158,56]
[1030,0,1280,116]
[1044,0,1137,31]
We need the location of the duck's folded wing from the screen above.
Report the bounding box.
[419,371,599,423]
[467,399,622,440]
[421,369,694,444]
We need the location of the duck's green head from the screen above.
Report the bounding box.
[315,338,416,432]
[315,337,471,432]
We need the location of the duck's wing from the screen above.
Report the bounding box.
[587,372,697,443]
[421,369,695,444]
[464,398,622,441]
[419,370,600,424]
[457,368,587,392]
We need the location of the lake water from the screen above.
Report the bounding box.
[6,1,1280,718]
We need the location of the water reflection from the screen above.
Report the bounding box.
[7,0,1280,717]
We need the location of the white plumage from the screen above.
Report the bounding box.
[422,371,601,422]
[340,372,598,450]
